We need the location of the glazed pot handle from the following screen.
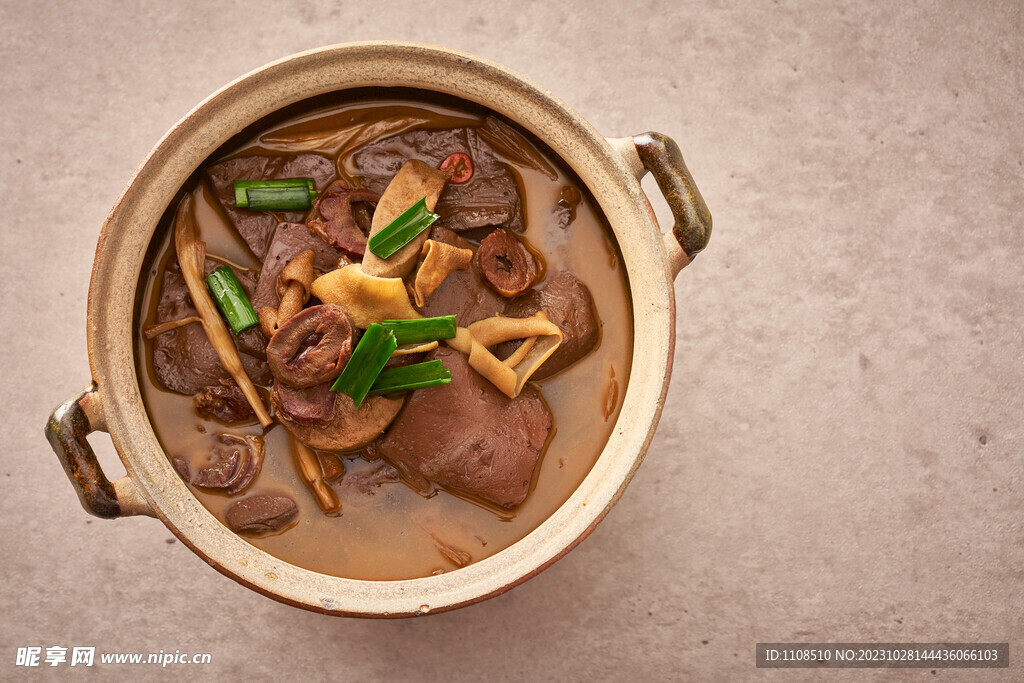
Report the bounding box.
[45,384,155,519]
[607,132,712,278]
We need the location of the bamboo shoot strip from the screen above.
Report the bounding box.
[330,324,397,408]
[367,196,439,259]
[368,360,452,395]
[173,196,273,427]
[289,436,340,514]
[379,315,457,345]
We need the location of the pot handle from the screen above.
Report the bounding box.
[45,384,155,519]
[607,132,712,278]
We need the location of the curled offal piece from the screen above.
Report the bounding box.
[412,239,473,307]
[266,304,355,388]
[272,384,404,452]
[173,433,264,495]
[306,181,379,256]
[173,196,272,427]
[477,229,538,298]
[311,263,421,328]
[259,249,315,338]
[447,312,562,398]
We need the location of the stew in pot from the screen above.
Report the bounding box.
[135,93,633,580]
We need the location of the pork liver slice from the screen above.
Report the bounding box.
[352,128,523,232]
[372,347,551,508]
[503,271,600,379]
[151,263,271,394]
[204,154,337,259]
[251,222,341,312]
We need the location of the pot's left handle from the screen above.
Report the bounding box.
[607,132,712,278]
[46,384,155,518]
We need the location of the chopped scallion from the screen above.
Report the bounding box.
[245,186,314,211]
[330,324,397,408]
[205,266,259,334]
[379,315,457,345]
[368,360,452,396]
[234,178,316,207]
[367,196,439,259]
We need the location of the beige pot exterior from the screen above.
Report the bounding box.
[70,42,705,616]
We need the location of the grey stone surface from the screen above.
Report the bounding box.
[2,0,1022,679]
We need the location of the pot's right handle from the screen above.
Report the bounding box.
[45,384,155,519]
[608,132,712,278]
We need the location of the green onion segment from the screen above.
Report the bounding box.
[330,324,398,408]
[367,196,439,259]
[233,179,317,210]
[205,266,259,334]
[379,315,457,345]
[368,360,452,396]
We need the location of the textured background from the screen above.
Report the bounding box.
[2,1,1022,680]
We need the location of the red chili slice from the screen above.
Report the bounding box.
[439,153,473,184]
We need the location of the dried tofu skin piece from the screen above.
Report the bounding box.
[447,312,562,398]
[412,239,473,307]
[392,341,439,356]
[311,264,421,328]
[361,160,449,279]
[501,335,537,368]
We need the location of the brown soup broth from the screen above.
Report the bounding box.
[135,95,633,580]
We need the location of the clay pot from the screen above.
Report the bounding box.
[46,42,711,617]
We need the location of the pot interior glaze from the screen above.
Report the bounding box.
[84,42,678,616]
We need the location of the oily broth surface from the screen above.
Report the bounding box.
[136,98,633,580]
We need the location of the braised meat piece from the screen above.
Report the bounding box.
[371,348,552,508]
[251,222,342,313]
[204,154,337,259]
[352,128,523,232]
[225,494,298,535]
[193,380,256,424]
[266,305,354,388]
[272,381,337,426]
[172,433,263,495]
[502,271,600,379]
[416,226,507,326]
[477,228,538,297]
[306,182,379,256]
[552,185,582,230]
[152,263,271,394]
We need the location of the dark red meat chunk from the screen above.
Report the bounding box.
[306,182,379,256]
[266,304,354,389]
[193,380,256,424]
[250,222,342,313]
[503,271,601,380]
[271,381,337,426]
[151,263,271,394]
[552,185,582,230]
[371,348,552,508]
[204,154,337,259]
[225,494,298,535]
[172,433,263,495]
[352,128,523,232]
